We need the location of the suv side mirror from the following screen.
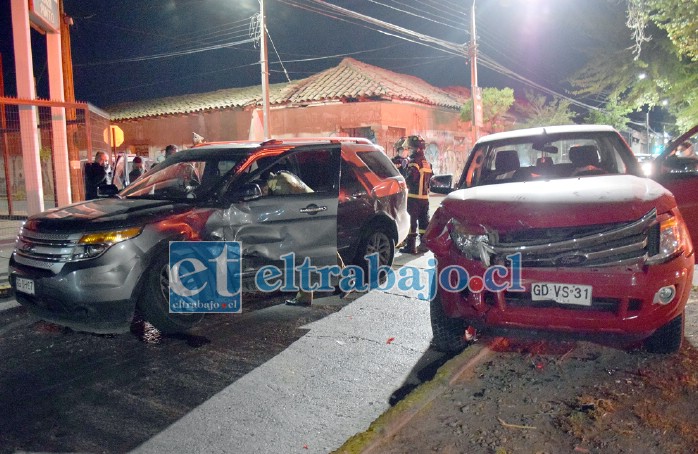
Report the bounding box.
[430,174,453,194]
[97,184,119,198]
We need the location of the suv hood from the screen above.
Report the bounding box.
[441,175,675,232]
[24,198,195,232]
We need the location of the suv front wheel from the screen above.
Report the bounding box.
[138,253,204,333]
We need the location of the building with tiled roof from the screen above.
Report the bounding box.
[109,57,477,176]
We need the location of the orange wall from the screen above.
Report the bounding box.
[116,109,250,158]
[114,100,475,176]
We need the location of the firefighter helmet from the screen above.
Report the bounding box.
[405,135,425,151]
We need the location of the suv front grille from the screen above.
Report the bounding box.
[14,228,84,272]
[486,209,657,268]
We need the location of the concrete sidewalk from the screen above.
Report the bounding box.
[0,219,22,283]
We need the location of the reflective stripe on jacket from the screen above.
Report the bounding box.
[406,157,432,199]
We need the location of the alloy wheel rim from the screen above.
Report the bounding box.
[367,232,391,265]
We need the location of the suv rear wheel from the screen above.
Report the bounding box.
[138,254,204,333]
[354,226,395,281]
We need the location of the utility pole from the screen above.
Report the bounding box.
[259,0,271,140]
[469,0,482,142]
[60,0,82,201]
[645,110,650,154]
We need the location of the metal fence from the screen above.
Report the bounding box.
[0,97,110,240]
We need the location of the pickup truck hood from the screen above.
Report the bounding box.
[441,175,676,232]
[23,198,198,232]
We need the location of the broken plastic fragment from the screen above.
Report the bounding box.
[464,326,477,342]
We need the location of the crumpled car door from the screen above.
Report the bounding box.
[207,147,341,288]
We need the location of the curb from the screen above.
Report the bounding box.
[333,340,501,454]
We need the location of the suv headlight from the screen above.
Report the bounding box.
[72,227,143,260]
[646,215,691,265]
[448,218,490,263]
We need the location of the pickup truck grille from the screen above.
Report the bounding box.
[13,228,84,272]
[486,209,657,268]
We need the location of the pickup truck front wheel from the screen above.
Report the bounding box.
[644,312,684,354]
[430,290,468,352]
[138,254,204,333]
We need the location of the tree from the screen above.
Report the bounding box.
[460,87,514,132]
[568,0,698,134]
[514,90,575,129]
[626,0,698,61]
[585,96,633,131]
[569,23,697,132]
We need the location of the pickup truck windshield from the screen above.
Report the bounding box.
[459,131,640,188]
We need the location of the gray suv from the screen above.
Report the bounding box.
[9,138,409,333]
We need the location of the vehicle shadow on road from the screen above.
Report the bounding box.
[388,346,458,406]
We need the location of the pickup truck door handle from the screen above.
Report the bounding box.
[300,204,327,215]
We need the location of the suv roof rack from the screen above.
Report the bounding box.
[195,137,374,148]
[260,137,373,145]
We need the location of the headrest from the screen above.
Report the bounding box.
[569,145,600,167]
[495,150,520,172]
[536,157,553,167]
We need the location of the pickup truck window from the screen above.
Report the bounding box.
[458,131,639,189]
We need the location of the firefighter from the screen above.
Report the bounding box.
[400,135,432,254]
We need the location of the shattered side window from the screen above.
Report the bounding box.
[357,150,401,179]
[243,148,341,196]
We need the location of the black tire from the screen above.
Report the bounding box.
[430,289,468,352]
[138,254,204,334]
[354,226,395,277]
[644,312,684,354]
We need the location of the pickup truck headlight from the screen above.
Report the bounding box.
[72,227,143,260]
[447,218,489,263]
[646,215,690,265]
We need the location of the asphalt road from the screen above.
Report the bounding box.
[3,194,696,453]
[0,251,443,454]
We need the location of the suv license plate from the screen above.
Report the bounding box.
[15,277,35,295]
[531,282,592,306]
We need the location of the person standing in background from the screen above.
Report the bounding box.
[400,136,433,254]
[84,151,108,200]
[128,156,144,183]
[392,146,409,177]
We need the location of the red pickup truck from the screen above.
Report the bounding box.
[425,124,698,353]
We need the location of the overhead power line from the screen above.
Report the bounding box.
[74,37,257,67]
[291,0,609,115]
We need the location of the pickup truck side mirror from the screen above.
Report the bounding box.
[97,184,119,198]
[430,174,453,194]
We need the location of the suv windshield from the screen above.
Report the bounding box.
[458,131,640,189]
[120,153,248,200]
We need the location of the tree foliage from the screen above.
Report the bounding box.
[514,90,575,129]
[585,96,634,131]
[569,5,697,133]
[626,0,698,61]
[460,87,514,131]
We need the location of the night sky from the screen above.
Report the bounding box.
[0,0,626,112]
